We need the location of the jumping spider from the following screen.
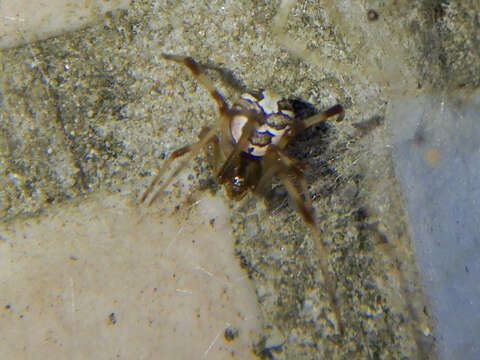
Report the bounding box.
[141,53,345,333]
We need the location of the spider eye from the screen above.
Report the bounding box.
[232,176,244,186]
[230,176,246,196]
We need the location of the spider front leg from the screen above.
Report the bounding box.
[261,146,343,334]
[161,53,229,118]
[160,53,266,188]
[140,125,221,205]
[293,104,344,134]
[141,53,233,205]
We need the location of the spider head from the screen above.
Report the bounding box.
[225,176,249,200]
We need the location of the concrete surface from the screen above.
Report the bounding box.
[388,90,480,360]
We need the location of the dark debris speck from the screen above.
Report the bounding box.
[224,326,239,342]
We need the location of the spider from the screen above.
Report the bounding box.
[141,53,345,333]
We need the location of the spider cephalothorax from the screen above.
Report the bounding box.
[140,53,344,332]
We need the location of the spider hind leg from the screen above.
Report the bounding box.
[261,145,343,334]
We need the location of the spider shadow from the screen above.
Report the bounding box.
[264,98,340,216]
[203,62,249,95]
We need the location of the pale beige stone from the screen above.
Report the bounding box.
[0,192,261,359]
[0,0,130,49]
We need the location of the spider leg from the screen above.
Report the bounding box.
[140,125,221,205]
[161,53,229,118]
[293,104,344,134]
[200,126,223,171]
[142,54,233,205]
[159,53,236,182]
[261,146,343,334]
[139,144,192,203]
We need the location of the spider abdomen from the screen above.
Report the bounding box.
[230,91,295,157]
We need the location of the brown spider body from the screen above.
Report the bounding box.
[223,89,343,202]
[230,91,294,158]
[141,53,345,333]
[220,90,295,199]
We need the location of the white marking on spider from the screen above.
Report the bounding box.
[240,93,258,103]
[257,123,288,141]
[230,115,248,144]
[258,90,282,114]
[247,144,268,157]
[280,109,295,117]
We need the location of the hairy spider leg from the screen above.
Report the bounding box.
[287,103,345,333]
[141,54,232,204]
[261,145,343,334]
[140,127,219,204]
[141,125,222,205]
[295,104,345,134]
[139,144,191,203]
[200,127,223,170]
[254,103,345,333]
[161,53,229,117]
[253,102,344,224]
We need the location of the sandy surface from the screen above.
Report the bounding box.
[0,0,129,49]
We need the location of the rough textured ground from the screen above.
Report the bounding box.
[1,0,478,358]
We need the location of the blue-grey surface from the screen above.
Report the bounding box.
[388,91,480,359]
